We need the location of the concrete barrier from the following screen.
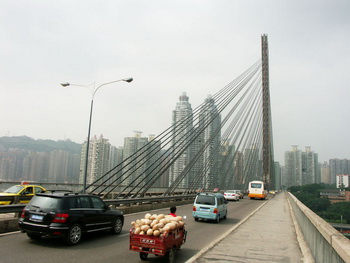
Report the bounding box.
[287,192,350,263]
[0,214,20,233]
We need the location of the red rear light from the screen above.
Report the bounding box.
[213,208,218,214]
[20,209,25,218]
[193,206,196,211]
[53,213,69,223]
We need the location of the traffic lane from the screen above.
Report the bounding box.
[0,198,267,263]
[174,198,267,263]
[123,198,267,262]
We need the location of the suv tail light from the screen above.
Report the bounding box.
[213,208,218,214]
[193,206,196,211]
[20,209,26,218]
[53,213,69,223]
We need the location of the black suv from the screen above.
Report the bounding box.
[18,191,124,245]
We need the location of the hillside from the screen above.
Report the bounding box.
[0,136,82,154]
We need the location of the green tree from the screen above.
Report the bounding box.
[304,198,330,213]
[326,202,350,223]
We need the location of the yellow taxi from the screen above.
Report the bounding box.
[0,182,46,205]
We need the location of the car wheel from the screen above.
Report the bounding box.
[215,216,220,223]
[65,224,82,246]
[110,217,123,235]
[167,247,176,263]
[27,232,41,240]
[194,218,198,221]
[139,252,148,261]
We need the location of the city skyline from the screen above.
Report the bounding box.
[1,1,350,165]
[1,133,349,188]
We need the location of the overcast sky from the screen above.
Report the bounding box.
[1,0,349,165]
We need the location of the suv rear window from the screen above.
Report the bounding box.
[29,196,61,209]
[196,195,215,205]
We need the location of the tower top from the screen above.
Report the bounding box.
[179,92,189,101]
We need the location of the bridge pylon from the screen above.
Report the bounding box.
[261,34,275,190]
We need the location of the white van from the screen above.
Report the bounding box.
[192,192,228,223]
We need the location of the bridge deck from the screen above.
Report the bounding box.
[187,191,307,263]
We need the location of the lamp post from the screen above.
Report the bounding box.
[61,77,133,193]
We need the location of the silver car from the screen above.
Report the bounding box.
[224,190,239,201]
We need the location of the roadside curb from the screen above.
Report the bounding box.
[185,200,269,263]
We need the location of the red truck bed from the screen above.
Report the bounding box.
[130,227,186,262]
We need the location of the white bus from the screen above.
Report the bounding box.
[248,180,268,200]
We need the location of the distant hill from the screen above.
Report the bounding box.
[0,136,82,154]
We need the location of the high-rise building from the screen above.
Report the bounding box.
[274,161,282,190]
[145,134,162,187]
[234,151,244,188]
[243,144,261,184]
[321,161,331,184]
[108,146,124,185]
[158,149,170,188]
[218,141,235,189]
[170,92,193,188]
[198,95,221,189]
[79,135,111,185]
[302,146,319,185]
[329,159,350,185]
[122,131,148,186]
[284,146,320,187]
[284,146,302,187]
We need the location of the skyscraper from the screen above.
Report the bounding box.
[320,161,331,184]
[108,146,124,185]
[122,131,148,186]
[170,92,193,188]
[284,145,302,187]
[329,159,350,185]
[198,95,221,189]
[284,146,320,187]
[302,146,319,185]
[79,135,111,185]
[243,144,260,184]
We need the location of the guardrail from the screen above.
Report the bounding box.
[287,192,350,263]
[0,194,196,214]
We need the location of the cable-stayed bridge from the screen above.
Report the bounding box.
[1,36,350,263]
[86,35,274,198]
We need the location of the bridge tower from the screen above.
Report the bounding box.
[261,34,275,190]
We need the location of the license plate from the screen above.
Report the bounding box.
[30,214,44,222]
[141,238,155,244]
[199,207,209,211]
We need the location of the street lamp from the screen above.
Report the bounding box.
[61,77,133,193]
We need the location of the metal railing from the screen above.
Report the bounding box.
[0,194,196,214]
